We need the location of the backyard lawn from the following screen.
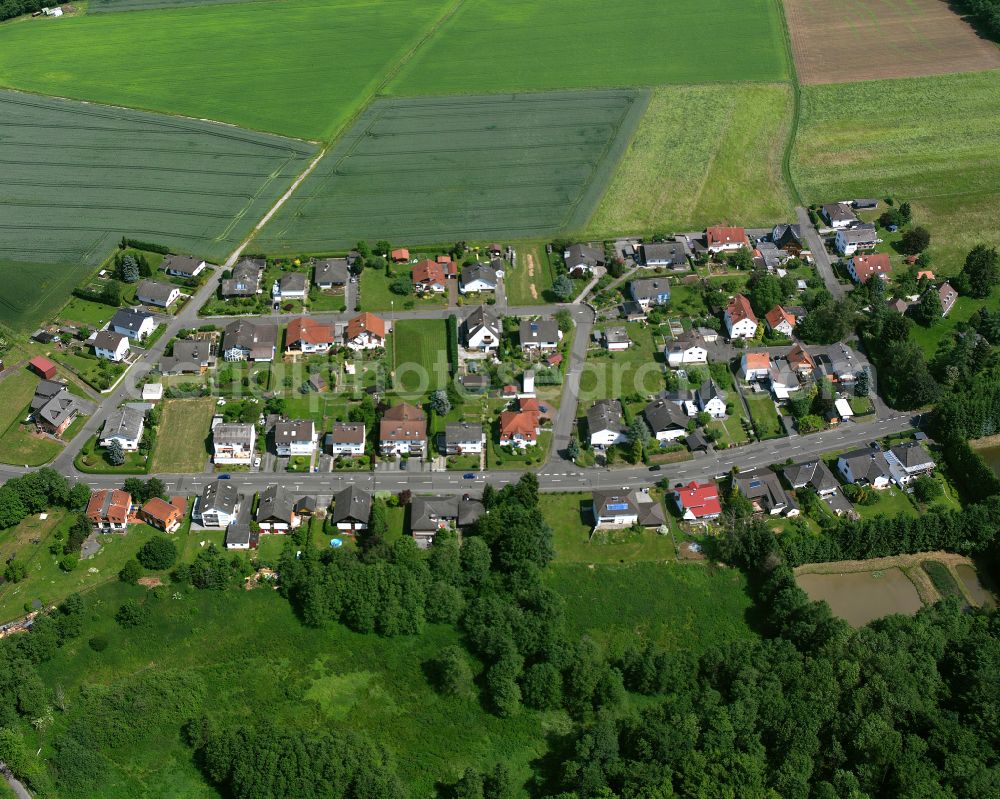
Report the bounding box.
[745,393,783,440]
[360,264,447,313]
[540,492,676,563]
[855,487,919,520]
[0,368,65,466]
[390,319,449,395]
[707,414,750,447]
[74,435,149,474]
[579,322,664,403]
[148,398,217,473]
[58,296,120,328]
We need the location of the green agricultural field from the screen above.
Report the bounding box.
[149,398,217,473]
[32,585,554,797]
[389,0,790,95]
[0,259,95,332]
[89,0,249,12]
[256,91,648,252]
[0,0,454,140]
[793,71,1000,273]
[0,90,316,270]
[547,562,756,654]
[390,319,449,395]
[588,83,796,235]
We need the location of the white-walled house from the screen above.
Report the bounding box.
[110,308,156,341]
[723,294,757,340]
[93,330,130,362]
[273,419,317,457]
[586,399,627,448]
[326,422,366,457]
[462,306,502,352]
[194,480,241,528]
[99,406,145,451]
[212,421,256,465]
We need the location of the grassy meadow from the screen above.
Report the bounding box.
[390,319,449,395]
[0,259,95,332]
[256,91,647,252]
[793,71,1000,273]
[588,83,796,234]
[0,368,65,467]
[389,0,790,95]
[147,398,217,473]
[32,585,558,798]
[0,0,454,141]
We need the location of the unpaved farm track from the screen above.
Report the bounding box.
[783,0,1000,84]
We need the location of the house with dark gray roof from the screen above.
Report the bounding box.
[274,271,307,300]
[160,339,216,375]
[519,319,561,351]
[629,278,671,308]
[273,418,316,457]
[257,484,299,532]
[641,241,688,269]
[223,319,277,362]
[212,422,256,465]
[443,422,484,455]
[643,398,689,445]
[563,243,604,276]
[821,203,858,228]
[162,255,207,278]
[770,224,803,253]
[462,305,502,352]
[837,448,891,489]
[587,399,627,448]
[734,468,796,516]
[36,395,81,437]
[100,406,145,451]
[459,263,499,294]
[195,480,241,528]
[592,488,666,529]
[136,279,181,308]
[332,485,372,532]
[784,460,840,496]
[314,257,349,289]
[110,308,156,340]
[30,380,68,414]
[696,379,726,418]
[884,442,935,485]
[221,258,264,298]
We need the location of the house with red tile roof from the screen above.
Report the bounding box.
[741,352,771,381]
[671,481,721,521]
[764,305,796,337]
[140,496,185,532]
[706,226,750,254]
[848,253,891,284]
[390,248,410,262]
[344,313,387,350]
[787,344,815,374]
[86,489,132,532]
[499,409,540,449]
[286,317,335,354]
[724,294,758,340]
[379,403,427,456]
[412,260,447,293]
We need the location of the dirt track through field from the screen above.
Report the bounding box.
[784,0,1000,84]
[526,253,538,299]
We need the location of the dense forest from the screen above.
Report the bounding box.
[955,0,1000,39]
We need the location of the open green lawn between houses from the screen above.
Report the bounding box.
[744,392,783,440]
[148,398,217,473]
[389,319,449,396]
[579,322,664,403]
[359,262,447,313]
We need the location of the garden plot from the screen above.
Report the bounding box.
[256,90,648,252]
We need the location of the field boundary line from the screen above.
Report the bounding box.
[773,0,804,206]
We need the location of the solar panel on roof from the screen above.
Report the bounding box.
[607,503,629,511]
[749,480,762,488]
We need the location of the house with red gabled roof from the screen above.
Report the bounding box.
[140,496,186,532]
[379,403,427,456]
[741,352,771,381]
[390,248,410,262]
[286,317,335,355]
[86,489,132,532]
[499,409,540,449]
[764,305,796,337]
[671,481,721,521]
[412,260,447,293]
[787,343,815,374]
[724,294,758,340]
[344,313,387,350]
[848,253,891,284]
[705,226,750,254]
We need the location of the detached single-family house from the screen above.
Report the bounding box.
[936,282,958,317]
[409,496,484,550]
[754,241,792,271]
[273,418,317,457]
[641,241,688,269]
[273,272,307,301]
[834,225,877,256]
[86,489,132,532]
[706,225,750,254]
[460,263,499,294]
[162,255,207,279]
[222,319,277,361]
[563,243,604,276]
[787,343,815,375]
[379,403,427,456]
[587,399,627,449]
[592,488,666,529]
[212,422,256,465]
[326,422,366,457]
[30,379,68,415]
[412,260,448,293]
[443,422,485,455]
[697,379,727,418]
[256,485,299,532]
[332,485,371,533]
[344,312,387,350]
[519,319,561,351]
[100,406,145,451]
[734,468,797,516]
[821,203,858,229]
[194,480,241,528]
[848,253,891,284]
[785,460,840,497]
[643,398,689,445]
[741,352,771,381]
[771,224,804,254]
[314,257,350,289]
[285,317,335,355]
[36,395,81,437]
[110,308,156,341]
[724,294,758,340]
[672,481,721,521]
[136,279,180,308]
[221,258,264,298]
[140,496,185,533]
[93,330,130,362]
[884,442,935,486]
[629,278,671,309]
[764,305,796,337]
[665,332,708,367]
[837,448,891,489]
[603,326,630,351]
[462,305,502,352]
[499,407,541,449]
[160,339,215,375]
